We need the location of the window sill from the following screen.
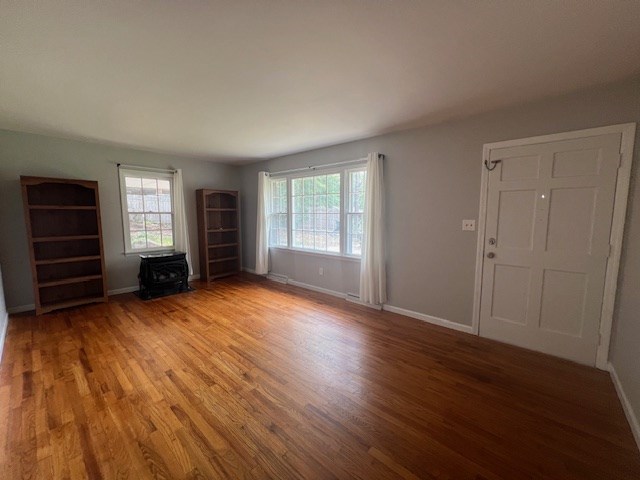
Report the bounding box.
[269,246,361,262]
[123,248,175,257]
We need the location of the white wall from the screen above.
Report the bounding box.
[0,130,243,310]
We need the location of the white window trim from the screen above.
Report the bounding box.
[269,162,366,260]
[118,167,176,255]
[344,166,367,257]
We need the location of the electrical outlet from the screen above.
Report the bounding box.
[462,219,476,231]
[319,267,324,276]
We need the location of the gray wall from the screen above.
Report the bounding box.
[0,130,242,309]
[241,77,640,422]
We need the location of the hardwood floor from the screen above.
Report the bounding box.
[1,274,639,479]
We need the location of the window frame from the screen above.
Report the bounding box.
[118,168,176,255]
[269,162,366,259]
[344,166,367,257]
[268,177,289,248]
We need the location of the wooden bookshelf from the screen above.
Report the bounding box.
[196,189,241,281]
[21,176,108,314]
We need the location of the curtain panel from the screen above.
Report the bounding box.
[359,153,387,305]
[255,171,271,275]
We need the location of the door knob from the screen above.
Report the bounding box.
[486,252,495,259]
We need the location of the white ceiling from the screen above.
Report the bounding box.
[1,1,639,163]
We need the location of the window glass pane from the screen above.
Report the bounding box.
[327,174,340,193]
[303,231,314,249]
[146,230,162,248]
[161,230,174,247]
[131,231,147,249]
[145,213,160,231]
[350,235,362,256]
[314,175,327,194]
[293,196,303,213]
[303,177,314,195]
[350,214,363,235]
[350,170,366,193]
[129,213,144,231]
[292,178,303,196]
[160,214,172,230]
[278,229,287,246]
[328,194,340,212]
[142,178,157,195]
[303,214,313,230]
[292,214,302,230]
[293,230,303,248]
[314,233,326,251]
[127,194,143,212]
[158,179,171,195]
[158,194,171,212]
[303,196,313,213]
[327,214,340,232]
[144,194,159,212]
[327,233,340,252]
[315,214,326,231]
[125,177,142,194]
[314,195,326,212]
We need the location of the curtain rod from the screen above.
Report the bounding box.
[268,154,384,177]
[117,163,177,174]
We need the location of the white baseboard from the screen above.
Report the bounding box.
[608,362,640,452]
[7,274,203,313]
[7,304,35,314]
[382,304,474,334]
[266,273,288,284]
[107,286,138,296]
[345,294,383,310]
[107,273,201,296]
[286,279,345,299]
[265,274,471,333]
[0,311,8,364]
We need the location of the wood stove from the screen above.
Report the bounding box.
[138,251,190,300]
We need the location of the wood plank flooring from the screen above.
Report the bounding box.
[1,274,639,479]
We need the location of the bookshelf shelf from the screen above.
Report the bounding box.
[196,189,241,281]
[21,176,108,314]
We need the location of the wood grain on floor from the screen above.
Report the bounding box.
[0,274,638,479]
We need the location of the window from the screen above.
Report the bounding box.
[269,178,288,247]
[119,169,174,253]
[346,168,366,255]
[269,164,366,256]
[292,172,341,253]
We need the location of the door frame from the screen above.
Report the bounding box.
[471,123,636,369]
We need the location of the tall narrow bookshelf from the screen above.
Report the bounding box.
[21,176,108,314]
[196,189,241,280]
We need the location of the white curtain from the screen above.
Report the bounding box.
[359,152,387,305]
[255,171,271,275]
[173,169,193,275]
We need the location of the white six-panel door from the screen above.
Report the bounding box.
[479,132,623,365]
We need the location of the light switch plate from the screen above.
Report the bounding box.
[462,219,476,231]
